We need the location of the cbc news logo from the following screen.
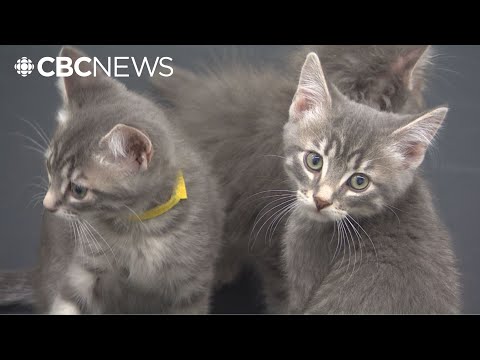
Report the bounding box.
[13,56,173,78]
[14,57,35,77]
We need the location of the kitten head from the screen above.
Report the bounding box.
[293,45,433,113]
[43,47,175,221]
[283,52,447,223]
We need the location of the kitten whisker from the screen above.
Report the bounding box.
[18,117,51,148]
[383,204,401,224]
[27,181,49,191]
[32,175,49,185]
[337,220,347,270]
[77,221,93,268]
[344,216,364,272]
[250,196,297,241]
[29,192,46,199]
[249,198,297,251]
[266,201,297,246]
[343,219,357,280]
[32,199,44,208]
[344,216,364,281]
[12,132,47,153]
[435,66,462,77]
[255,199,297,248]
[79,223,93,269]
[264,204,287,246]
[347,214,379,269]
[329,220,337,246]
[80,220,111,264]
[239,189,297,206]
[79,219,112,269]
[383,203,405,213]
[27,192,46,208]
[122,204,146,228]
[82,219,118,265]
[242,194,297,210]
[270,203,299,245]
[343,219,352,278]
[80,221,102,258]
[23,145,47,157]
[71,220,86,267]
[331,220,342,264]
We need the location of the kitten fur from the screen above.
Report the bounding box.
[151,45,443,312]
[1,47,224,314]
[289,45,433,114]
[283,53,459,313]
[0,270,34,306]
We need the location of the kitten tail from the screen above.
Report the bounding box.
[0,270,34,307]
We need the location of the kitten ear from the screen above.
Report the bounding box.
[57,46,117,104]
[57,46,94,102]
[99,124,153,172]
[391,45,432,92]
[390,107,448,169]
[289,52,332,121]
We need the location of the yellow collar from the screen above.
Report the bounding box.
[131,171,187,221]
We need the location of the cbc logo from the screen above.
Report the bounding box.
[14,57,35,77]
[13,56,174,78]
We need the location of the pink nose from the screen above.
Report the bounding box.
[43,190,58,212]
[313,197,332,211]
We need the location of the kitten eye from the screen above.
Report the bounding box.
[348,173,370,191]
[305,152,323,171]
[70,182,88,200]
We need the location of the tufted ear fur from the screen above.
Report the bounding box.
[99,124,153,173]
[390,45,432,92]
[390,107,448,169]
[289,52,332,122]
[56,46,122,106]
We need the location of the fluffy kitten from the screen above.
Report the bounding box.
[2,47,224,314]
[289,45,433,113]
[283,53,459,313]
[151,45,437,312]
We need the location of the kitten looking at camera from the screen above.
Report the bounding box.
[152,45,444,313]
[14,47,224,314]
[283,53,459,313]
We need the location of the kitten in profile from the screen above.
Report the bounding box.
[282,53,459,313]
[151,45,441,312]
[1,47,224,314]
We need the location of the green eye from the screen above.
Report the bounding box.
[348,174,370,191]
[305,152,323,171]
[70,182,88,200]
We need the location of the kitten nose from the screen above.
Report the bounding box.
[43,190,58,212]
[313,197,332,211]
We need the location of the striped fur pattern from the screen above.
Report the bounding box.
[151,46,459,313]
[289,45,434,114]
[283,54,459,313]
[4,47,225,314]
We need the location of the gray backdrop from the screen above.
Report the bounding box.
[0,45,478,313]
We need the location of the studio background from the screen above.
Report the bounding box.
[0,45,478,313]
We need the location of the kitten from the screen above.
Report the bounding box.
[151,45,437,312]
[289,45,433,114]
[1,47,224,314]
[283,53,459,313]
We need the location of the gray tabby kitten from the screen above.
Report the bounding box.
[283,53,459,313]
[290,45,433,114]
[2,47,224,314]
[152,45,438,312]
